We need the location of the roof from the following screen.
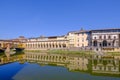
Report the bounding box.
[91,28,120,31]
[67,30,90,34]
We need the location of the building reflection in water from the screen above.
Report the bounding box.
[0,52,120,77]
[25,52,89,72]
[90,55,120,75]
[24,52,120,76]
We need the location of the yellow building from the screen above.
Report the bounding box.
[24,29,90,50]
[25,36,69,50]
[67,29,90,48]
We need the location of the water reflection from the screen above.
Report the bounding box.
[24,52,120,77]
[0,52,24,65]
[5,44,10,60]
[0,52,120,78]
[90,55,120,76]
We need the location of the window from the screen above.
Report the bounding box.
[99,36,102,39]
[82,38,84,42]
[99,43,102,47]
[78,44,79,46]
[82,44,84,47]
[93,40,97,46]
[108,35,111,39]
[114,36,116,39]
[78,40,79,42]
[108,43,111,46]
[94,37,96,39]
[104,35,106,39]
[103,40,107,47]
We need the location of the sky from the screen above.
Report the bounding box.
[0,0,120,39]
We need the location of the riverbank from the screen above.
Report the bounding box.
[24,49,120,56]
[25,50,95,55]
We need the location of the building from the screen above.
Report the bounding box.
[67,31,76,47]
[67,28,90,48]
[25,28,120,51]
[91,28,120,51]
[1,28,120,52]
[74,30,90,47]
[25,36,69,50]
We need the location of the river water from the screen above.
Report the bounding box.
[0,52,120,80]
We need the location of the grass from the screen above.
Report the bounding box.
[47,50,95,55]
[24,49,96,55]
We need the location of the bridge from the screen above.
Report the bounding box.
[0,40,25,52]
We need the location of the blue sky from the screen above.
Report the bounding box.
[0,0,120,39]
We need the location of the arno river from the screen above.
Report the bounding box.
[0,52,120,80]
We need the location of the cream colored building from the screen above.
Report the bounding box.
[24,28,120,51]
[67,29,90,48]
[25,36,69,50]
[25,29,90,50]
[67,31,76,47]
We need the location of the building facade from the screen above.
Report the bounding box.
[24,28,120,51]
[1,28,120,52]
[91,29,120,51]
[67,29,90,48]
[25,36,69,50]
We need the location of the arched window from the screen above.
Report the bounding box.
[59,44,61,48]
[103,40,107,47]
[49,44,51,48]
[99,43,102,47]
[93,40,97,47]
[53,44,54,48]
[46,44,48,48]
[38,44,40,48]
[63,44,66,48]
